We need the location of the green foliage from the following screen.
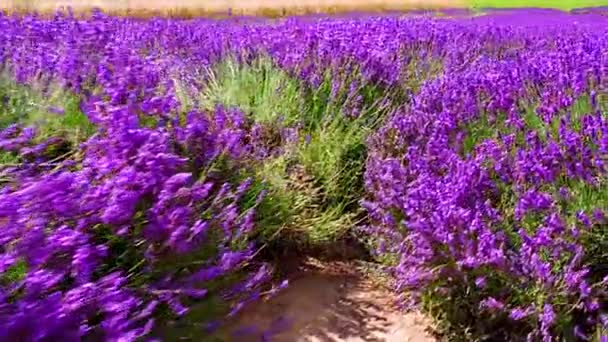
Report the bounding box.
[25,90,95,146]
[199,56,394,247]
[421,277,526,342]
[0,259,27,285]
[201,56,304,125]
[0,150,19,165]
[469,0,606,10]
[558,178,608,284]
[0,81,30,129]
[155,294,228,341]
[0,77,95,147]
[461,111,509,156]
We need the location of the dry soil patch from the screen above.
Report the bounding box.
[224,259,435,342]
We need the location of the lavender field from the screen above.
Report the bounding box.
[0,7,607,342]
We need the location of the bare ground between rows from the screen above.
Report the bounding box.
[221,257,436,342]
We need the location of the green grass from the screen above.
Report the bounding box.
[198,56,393,246]
[0,77,94,148]
[0,78,34,129]
[469,0,608,10]
[0,151,19,165]
[200,56,304,125]
[26,92,95,146]
[0,77,95,187]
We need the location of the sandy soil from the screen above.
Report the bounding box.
[4,0,465,14]
[222,258,435,342]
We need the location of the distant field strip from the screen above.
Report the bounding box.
[3,0,466,15]
[5,0,606,15]
[471,0,608,10]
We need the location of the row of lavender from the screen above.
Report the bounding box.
[363,13,608,342]
[0,11,296,341]
[0,9,606,341]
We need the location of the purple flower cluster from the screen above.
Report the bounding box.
[0,8,607,341]
[0,13,297,341]
[0,102,285,340]
[363,12,608,342]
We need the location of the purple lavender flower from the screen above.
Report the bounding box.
[1,9,607,341]
[480,297,504,311]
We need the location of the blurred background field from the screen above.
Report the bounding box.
[471,0,607,9]
[1,1,607,342]
[3,0,464,16]
[3,0,607,16]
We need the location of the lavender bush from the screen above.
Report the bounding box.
[364,13,608,342]
[0,7,606,341]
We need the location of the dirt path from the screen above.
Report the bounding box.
[223,258,435,342]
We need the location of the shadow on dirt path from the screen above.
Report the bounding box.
[223,258,435,342]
